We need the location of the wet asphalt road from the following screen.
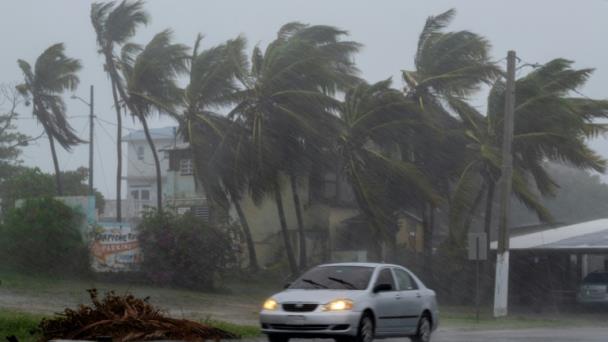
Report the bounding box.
[251,327,608,342]
[430,327,608,341]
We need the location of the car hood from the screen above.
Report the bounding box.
[273,289,367,304]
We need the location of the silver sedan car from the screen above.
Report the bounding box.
[260,262,439,342]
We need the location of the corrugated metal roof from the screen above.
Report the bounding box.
[122,126,177,141]
[490,218,608,250]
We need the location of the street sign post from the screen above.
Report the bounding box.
[468,232,488,322]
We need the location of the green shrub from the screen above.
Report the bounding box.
[0,197,90,275]
[137,210,233,290]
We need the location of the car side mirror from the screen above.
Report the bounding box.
[373,283,392,293]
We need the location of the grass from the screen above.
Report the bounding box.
[440,305,606,330]
[0,310,42,342]
[203,319,262,338]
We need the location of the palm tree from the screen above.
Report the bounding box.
[450,59,608,247]
[118,30,189,211]
[335,79,440,261]
[16,43,83,195]
[179,35,261,271]
[401,8,501,263]
[91,0,149,222]
[231,23,360,273]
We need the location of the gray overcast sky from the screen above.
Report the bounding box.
[1,0,607,199]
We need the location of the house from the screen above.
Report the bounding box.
[120,126,180,218]
[108,126,429,268]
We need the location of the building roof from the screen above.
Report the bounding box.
[490,218,608,251]
[122,126,177,142]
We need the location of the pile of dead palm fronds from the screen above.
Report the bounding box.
[39,289,239,342]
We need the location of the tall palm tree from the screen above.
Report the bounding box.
[16,43,83,195]
[450,59,608,247]
[335,79,440,261]
[231,23,360,273]
[401,8,501,263]
[91,0,149,222]
[178,35,261,271]
[118,30,189,211]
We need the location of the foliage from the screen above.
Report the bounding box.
[16,44,82,150]
[39,289,238,342]
[137,210,233,290]
[511,163,608,226]
[0,310,43,342]
[0,84,31,163]
[0,167,105,213]
[0,197,89,275]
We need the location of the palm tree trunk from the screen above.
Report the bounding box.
[47,130,63,195]
[274,184,298,274]
[111,80,123,222]
[229,189,259,272]
[140,116,163,211]
[290,173,307,270]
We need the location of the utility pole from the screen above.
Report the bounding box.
[88,85,94,196]
[494,50,516,317]
[71,86,95,196]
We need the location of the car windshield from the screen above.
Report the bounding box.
[289,266,373,290]
[583,273,608,284]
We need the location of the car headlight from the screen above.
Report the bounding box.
[323,299,353,311]
[263,298,279,311]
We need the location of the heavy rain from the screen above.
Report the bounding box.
[0,1,608,341]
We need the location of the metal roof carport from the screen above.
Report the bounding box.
[490,219,608,309]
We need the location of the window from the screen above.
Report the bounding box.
[289,266,374,290]
[163,150,170,160]
[393,268,418,291]
[137,146,145,160]
[177,207,190,215]
[140,190,150,200]
[375,268,396,291]
[130,190,139,200]
[180,159,193,175]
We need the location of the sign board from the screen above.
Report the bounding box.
[90,222,142,272]
[468,232,488,261]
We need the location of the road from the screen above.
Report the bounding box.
[249,328,608,342]
[431,327,608,342]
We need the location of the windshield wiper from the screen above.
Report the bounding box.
[327,276,357,289]
[302,278,328,289]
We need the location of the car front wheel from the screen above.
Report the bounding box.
[355,313,374,342]
[411,315,432,342]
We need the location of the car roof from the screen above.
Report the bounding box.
[317,262,403,268]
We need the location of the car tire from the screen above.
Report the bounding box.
[354,313,374,342]
[267,333,289,342]
[411,315,432,342]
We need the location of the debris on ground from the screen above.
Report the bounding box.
[39,289,239,342]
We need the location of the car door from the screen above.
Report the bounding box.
[372,268,402,334]
[393,267,423,332]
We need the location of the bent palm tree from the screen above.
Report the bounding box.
[336,79,440,260]
[179,35,261,271]
[16,43,83,195]
[401,8,501,258]
[232,23,360,273]
[450,59,608,246]
[91,0,149,222]
[119,30,189,211]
